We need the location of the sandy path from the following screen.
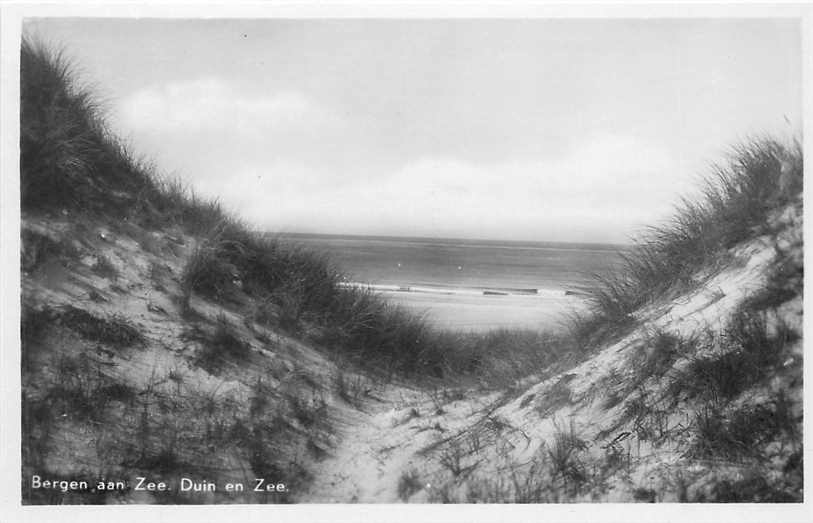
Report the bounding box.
[301,392,418,502]
[300,378,508,503]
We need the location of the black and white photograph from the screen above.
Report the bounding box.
[0,2,809,521]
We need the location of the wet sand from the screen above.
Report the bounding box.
[381,289,587,332]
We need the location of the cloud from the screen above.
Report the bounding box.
[117,77,339,135]
[195,134,696,244]
[113,81,696,243]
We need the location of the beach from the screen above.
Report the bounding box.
[376,287,586,331]
[290,234,622,332]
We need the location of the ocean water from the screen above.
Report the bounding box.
[286,234,625,332]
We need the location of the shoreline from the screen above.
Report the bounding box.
[337,281,590,332]
[338,281,590,299]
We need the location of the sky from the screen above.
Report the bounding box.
[24,18,802,243]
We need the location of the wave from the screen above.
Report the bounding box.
[338,281,588,299]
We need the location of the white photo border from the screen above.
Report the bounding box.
[1,2,811,522]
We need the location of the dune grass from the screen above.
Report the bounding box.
[575,137,803,346]
[21,38,224,231]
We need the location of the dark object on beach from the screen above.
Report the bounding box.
[481,287,538,296]
[504,288,538,295]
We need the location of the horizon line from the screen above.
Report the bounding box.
[274,230,632,249]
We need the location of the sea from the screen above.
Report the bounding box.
[284,234,625,332]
